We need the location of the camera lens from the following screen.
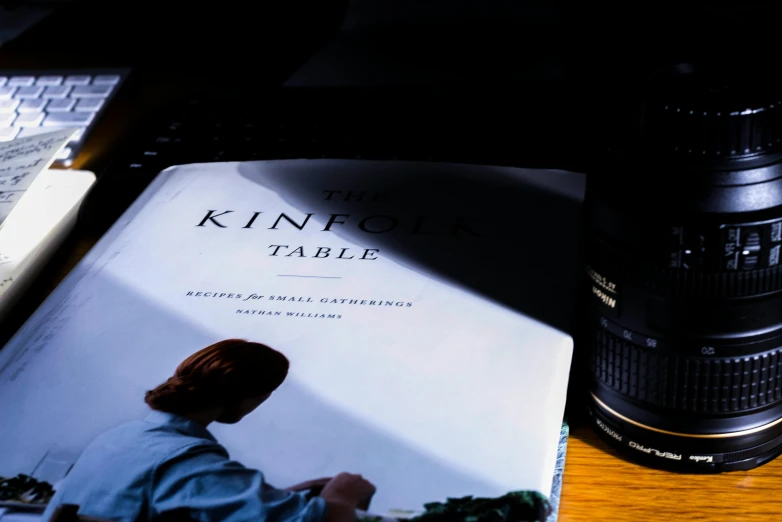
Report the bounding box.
[579,62,782,472]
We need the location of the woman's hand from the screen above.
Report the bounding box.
[285,477,333,492]
[321,473,377,522]
[320,472,376,510]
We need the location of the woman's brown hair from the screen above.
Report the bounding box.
[145,339,289,414]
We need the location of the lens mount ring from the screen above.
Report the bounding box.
[587,394,782,473]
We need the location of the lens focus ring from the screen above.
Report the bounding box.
[644,264,782,298]
[592,326,782,415]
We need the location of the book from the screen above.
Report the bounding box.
[0,160,583,522]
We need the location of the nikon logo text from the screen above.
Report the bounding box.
[592,286,616,308]
[628,441,682,461]
[689,455,714,463]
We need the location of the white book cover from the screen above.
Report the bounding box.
[0,160,583,520]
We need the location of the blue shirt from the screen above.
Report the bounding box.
[40,411,327,522]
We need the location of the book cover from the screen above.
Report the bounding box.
[0,160,583,521]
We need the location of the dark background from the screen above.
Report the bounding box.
[4,1,781,86]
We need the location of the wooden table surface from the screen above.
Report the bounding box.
[3,37,782,522]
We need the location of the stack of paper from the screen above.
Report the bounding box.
[0,129,95,321]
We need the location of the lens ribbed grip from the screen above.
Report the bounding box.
[592,327,782,414]
[643,99,782,159]
[638,264,782,298]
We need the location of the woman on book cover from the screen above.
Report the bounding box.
[40,339,376,522]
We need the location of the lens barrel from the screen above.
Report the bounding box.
[580,63,782,472]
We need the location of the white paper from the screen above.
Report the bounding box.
[0,128,78,225]
[0,169,95,304]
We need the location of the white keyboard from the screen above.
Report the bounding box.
[0,68,130,166]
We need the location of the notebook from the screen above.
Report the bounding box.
[0,160,583,521]
[0,127,88,321]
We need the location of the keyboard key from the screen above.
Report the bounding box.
[71,84,113,98]
[93,74,121,85]
[16,85,44,98]
[0,99,19,113]
[43,85,72,98]
[36,75,63,86]
[64,75,91,86]
[8,76,35,87]
[75,98,104,112]
[56,146,73,159]
[14,112,45,127]
[43,111,94,126]
[0,112,16,126]
[1,68,127,163]
[0,126,20,141]
[18,98,47,113]
[46,98,76,112]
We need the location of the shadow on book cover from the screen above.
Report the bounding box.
[0,160,583,522]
